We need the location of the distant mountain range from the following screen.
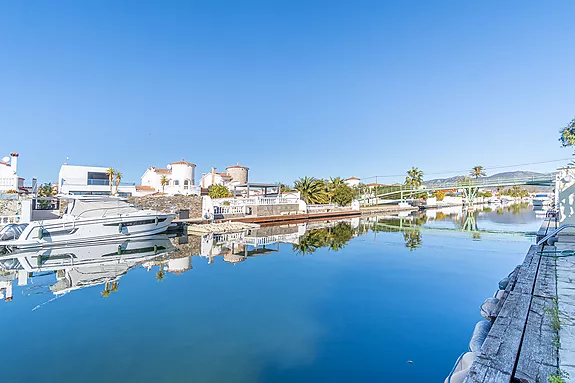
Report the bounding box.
[424,171,553,187]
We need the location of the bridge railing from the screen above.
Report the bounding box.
[363,174,556,201]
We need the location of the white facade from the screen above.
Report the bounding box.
[199,165,249,189]
[557,167,575,227]
[140,160,200,196]
[58,164,136,196]
[200,168,233,188]
[345,177,361,187]
[0,153,25,193]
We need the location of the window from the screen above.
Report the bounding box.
[87,172,110,186]
[184,180,189,189]
[174,180,180,186]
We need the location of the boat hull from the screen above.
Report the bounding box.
[0,213,175,250]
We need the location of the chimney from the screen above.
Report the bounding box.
[10,152,19,191]
[211,167,216,186]
[10,152,18,174]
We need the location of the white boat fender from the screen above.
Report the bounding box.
[444,352,478,383]
[495,290,505,300]
[480,297,499,320]
[498,276,510,290]
[445,367,470,383]
[469,320,491,352]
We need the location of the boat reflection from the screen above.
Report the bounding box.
[0,235,176,303]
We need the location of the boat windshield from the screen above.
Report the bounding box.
[535,194,550,198]
[67,199,142,218]
[0,223,28,241]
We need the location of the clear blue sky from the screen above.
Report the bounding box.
[1,1,574,185]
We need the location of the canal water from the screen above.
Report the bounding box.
[0,204,542,382]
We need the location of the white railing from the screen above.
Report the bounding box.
[214,205,245,215]
[213,197,299,208]
[0,215,20,225]
[213,232,246,242]
[243,233,300,247]
[0,178,14,187]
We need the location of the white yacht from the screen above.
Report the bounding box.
[532,193,554,207]
[0,196,175,251]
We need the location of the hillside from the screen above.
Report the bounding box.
[424,171,552,187]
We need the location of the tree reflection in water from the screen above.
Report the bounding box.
[292,222,354,255]
[403,231,422,251]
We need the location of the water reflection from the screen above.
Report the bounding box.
[0,235,176,304]
[0,203,541,305]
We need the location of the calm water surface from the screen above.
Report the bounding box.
[0,204,542,382]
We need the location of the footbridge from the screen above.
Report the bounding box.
[361,174,556,205]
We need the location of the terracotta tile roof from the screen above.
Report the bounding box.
[226,163,249,170]
[136,186,156,191]
[151,168,171,174]
[346,177,360,180]
[0,162,9,167]
[217,173,232,178]
[169,159,196,167]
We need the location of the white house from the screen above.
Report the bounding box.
[0,152,25,193]
[200,164,249,189]
[345,177,361,187]
[58,164,137,196]
[140,160,200,195]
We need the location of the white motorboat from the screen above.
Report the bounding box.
[532,193,554,207]
[0,196,175,251]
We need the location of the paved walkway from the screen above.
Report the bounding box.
[555,240,575,382]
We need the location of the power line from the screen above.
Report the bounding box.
[360,157,572,180]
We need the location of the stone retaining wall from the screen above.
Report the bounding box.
[0,199,18,216]
[128,195,202,218]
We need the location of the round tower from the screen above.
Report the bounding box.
[225,164,249,184]
[168,159,196,192]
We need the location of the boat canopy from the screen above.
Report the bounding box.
[67,199,142,218]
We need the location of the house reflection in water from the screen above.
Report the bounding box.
[198,224,307,265]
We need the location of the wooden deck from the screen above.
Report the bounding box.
[229,210,361,225]
[463,217,559,383]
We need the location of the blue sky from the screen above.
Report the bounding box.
[1,1,574,185]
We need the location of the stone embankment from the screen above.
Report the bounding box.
[0,199,18,217]
[128,195,202,217]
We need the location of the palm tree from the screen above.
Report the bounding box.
[105,168,116,194]
[160,175,169,193]
[294,177,329,204]
[114,172,122,195]
[101,282,111,298]
[405,167,424,188]
[329,177,345,187]
[405,167,424,198]
[110,281,119,293]
[156,266,165,281]
[470,165,486,180]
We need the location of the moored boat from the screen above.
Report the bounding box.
[0,195,175,251]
